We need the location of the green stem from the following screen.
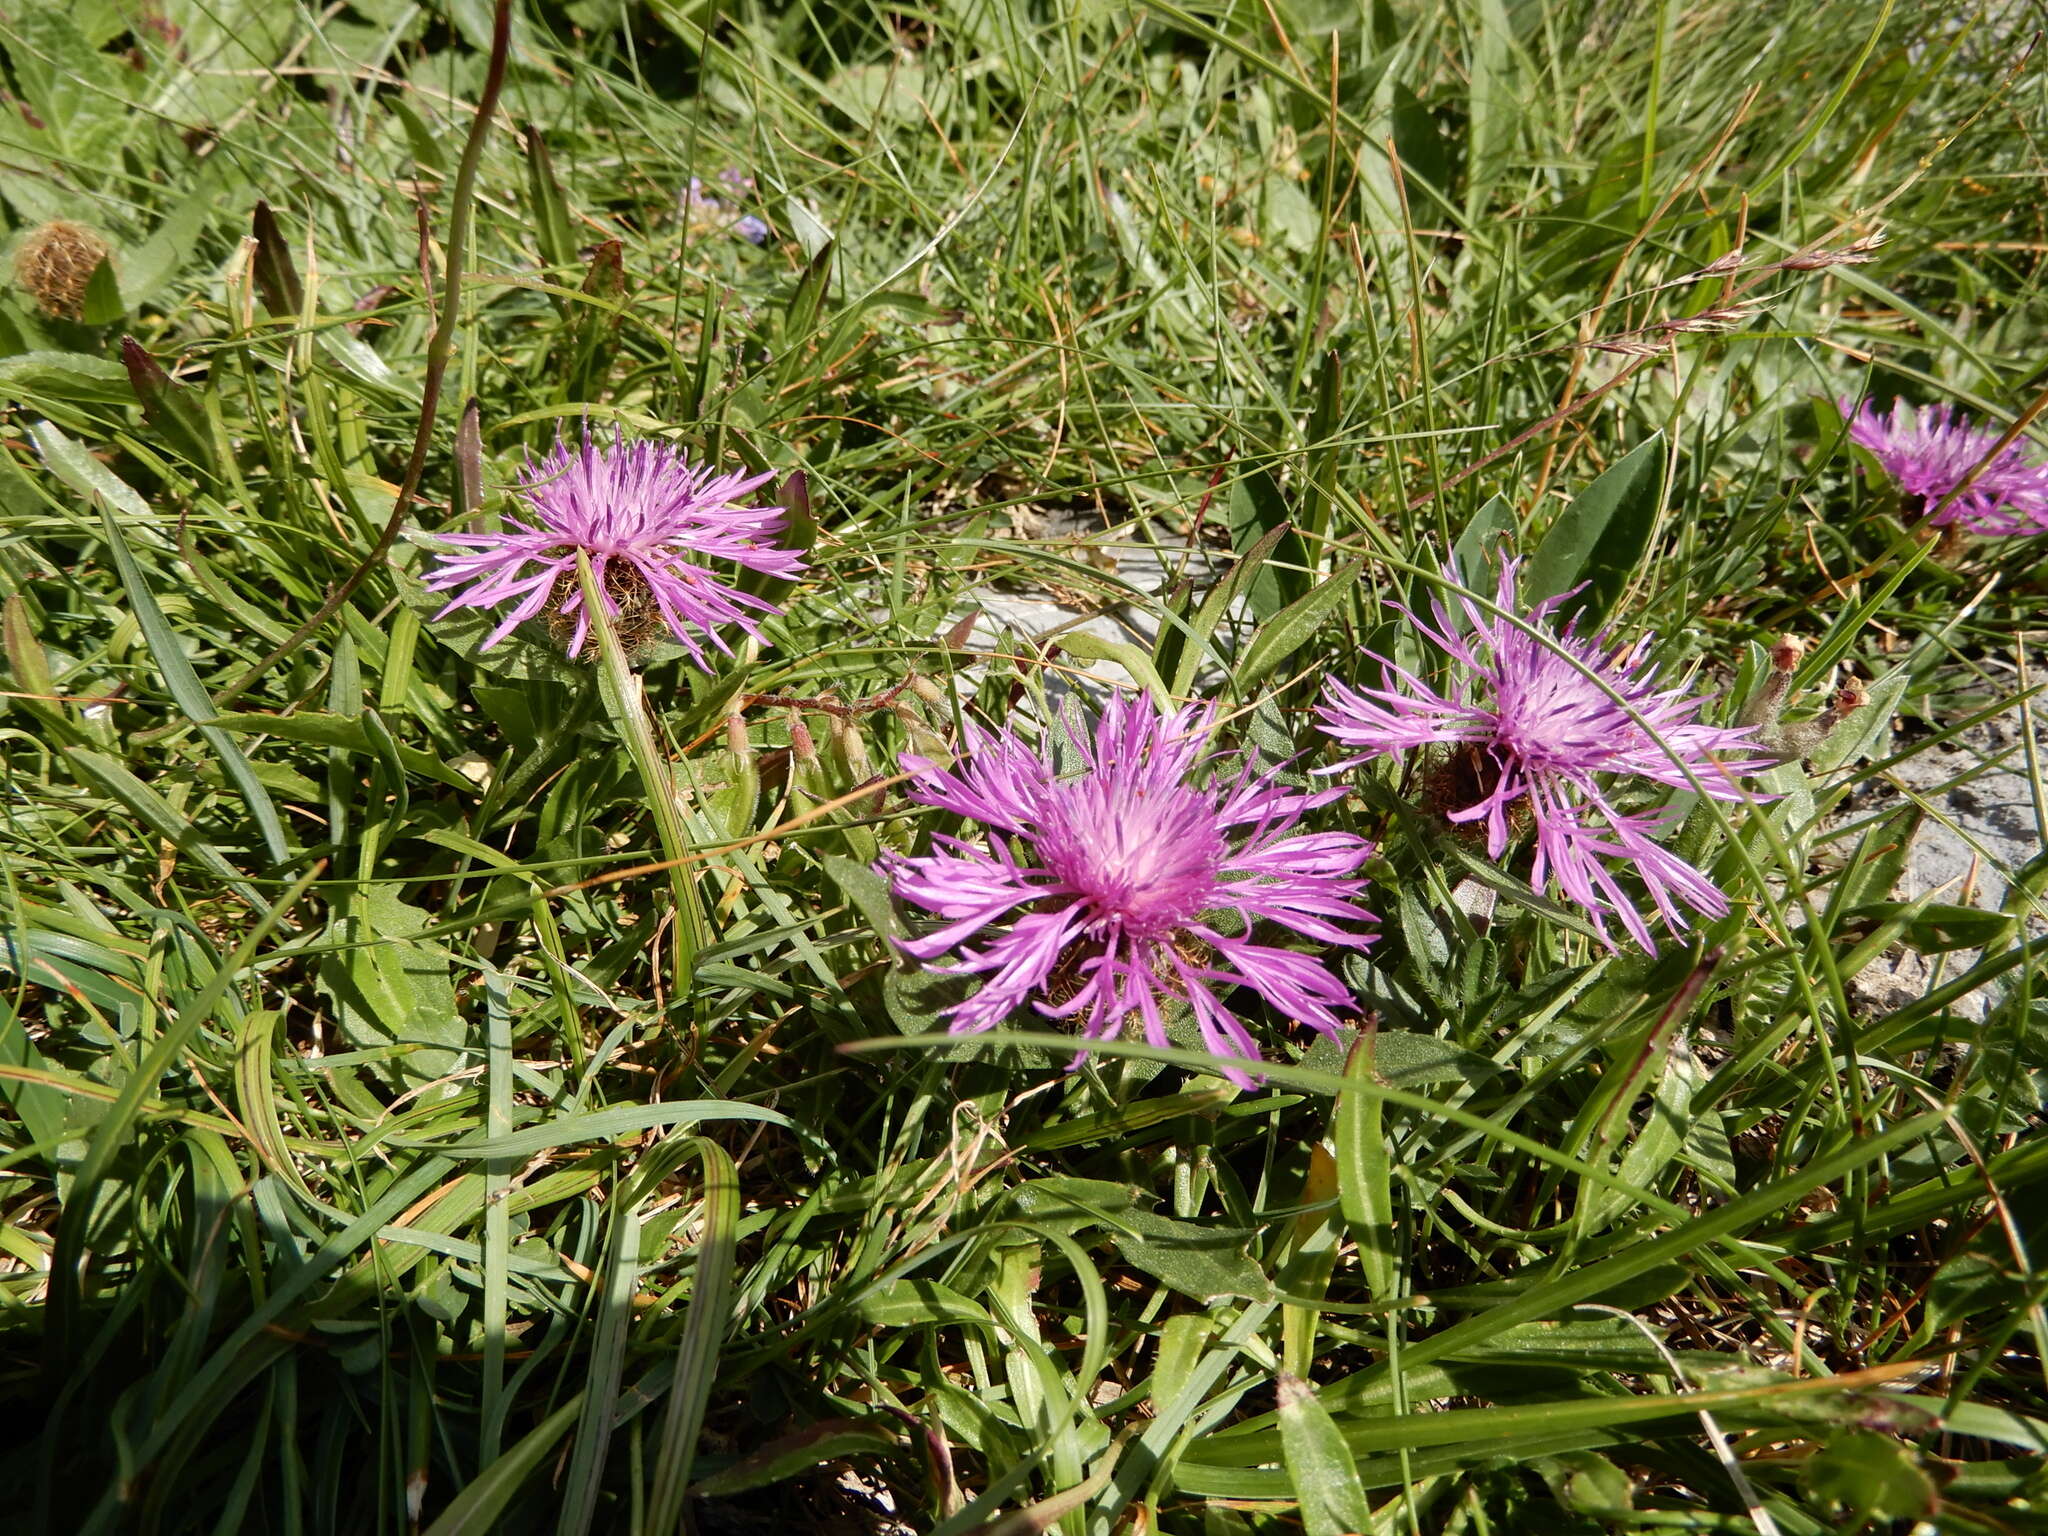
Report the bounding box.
[576,554,705,998]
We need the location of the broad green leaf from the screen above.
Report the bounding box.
[1453,492,1518,578]
[856,1278,992,1328]
[1802,1430,1939,1524]
[1056,629,1169,704]
[0,352,134,405]
[1234,559,1363,696]
[318,886,465,1090]
[1523,434,1665,625]
[1276,1374,1372,1536]
[1112,1210,1274,1304]
[1166,522,1288,695]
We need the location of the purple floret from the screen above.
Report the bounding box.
[1315,560,1772,953]
[877,692,1376,1082]
[684,172,771,245]
[422,432,803,663]
[1843,397,2048,536]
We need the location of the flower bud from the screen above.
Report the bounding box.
[786,708,817,766]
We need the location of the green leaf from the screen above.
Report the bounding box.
[1112,1210,1274,1304]
[397,1100,793,1160]
[1235,559,1363,696]
[1276,1374,1373,1536]
[1453,492,1517,578]
[1802,1431,1939,1524]
[318,886,465,1090]
[692,1420,901,1499]
[78,255,121,325]
[0,352,134,405]
[856,1277,992,1328]
[123,171,228,308]
[1536,1451,1636,1513]
[1809,667,1908,772]
[1523,434,1665,625]
[208,709,482,792]
[1367,1030,1502,1089]
[421,1399,583,1536]
[2,10,133,169]
[1056,629,1169,703]
[1336,1031,1397,1303]
[1165,522,1288,695]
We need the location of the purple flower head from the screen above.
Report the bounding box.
[684,172,771,245]
[1315,560,1772,953]
[1842,397,2048,536]
[422,432,803,663]
[878,692,1376,1083]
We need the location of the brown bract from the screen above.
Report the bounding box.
[545,561,665,658]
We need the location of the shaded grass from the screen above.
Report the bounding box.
[0,0,2046,1531]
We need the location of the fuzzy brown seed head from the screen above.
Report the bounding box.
[1770,635,1804,674]
[907,671,946,706]
[13,221,111,320]
[1828,679,1867,721]
[544,561,665,658]
[724,712,751,761]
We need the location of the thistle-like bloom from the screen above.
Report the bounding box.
[1843,397,2048,536]
[1315,562,1772,952]
[879,693,1375,1080]
[422,433,803,662]
[684,170,770,245]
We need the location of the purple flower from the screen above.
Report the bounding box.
[684,172,771,245]
[1315,561,1772,952]
[422,433,803,663]
[1843,397,2048,536]
[878,692,1376,1081]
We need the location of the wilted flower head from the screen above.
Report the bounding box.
[1843,397,2048,537]
[684,170,770,245]
[422,432,803,663]
[1315,561,1772,952]
[879,692,1375,1081]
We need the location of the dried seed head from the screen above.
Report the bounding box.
[1691,248,1747,279]
[1657,303,1753,336]
[13,221,111,320]
[1828,679,1867,721]
[1770,635,1804,674]
[907,671,946,706]
[1587,337,1665,357]
[724,712,751,762]
[1776,231,1887,271]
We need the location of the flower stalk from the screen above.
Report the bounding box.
[577,550,706,995]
